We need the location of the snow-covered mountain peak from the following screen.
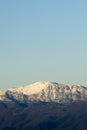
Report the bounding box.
[7,81,58,95]
[0,81,87,104]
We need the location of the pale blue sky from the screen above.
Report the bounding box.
[0,0,87,89]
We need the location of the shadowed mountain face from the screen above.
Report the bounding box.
[0,101,87,130]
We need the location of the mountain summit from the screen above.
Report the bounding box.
[1,81,87,104]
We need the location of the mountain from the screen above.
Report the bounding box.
[1,81,87,104]
[1,81,87,130]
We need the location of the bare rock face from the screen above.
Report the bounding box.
[1,82,87,104]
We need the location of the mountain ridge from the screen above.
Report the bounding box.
[0,81,87,104]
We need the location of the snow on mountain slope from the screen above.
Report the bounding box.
[0,90,10,101]
[1,81,87,104]
[8,82,52,95]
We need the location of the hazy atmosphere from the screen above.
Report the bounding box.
[0,0,87,90]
